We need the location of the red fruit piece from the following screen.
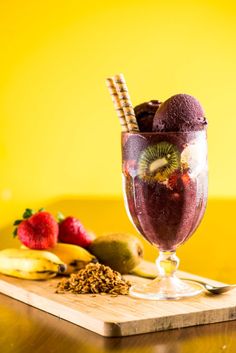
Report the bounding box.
[16,210,58,249]
[168,172,179,189]
[182,173,191,184]
[59,217,92,248]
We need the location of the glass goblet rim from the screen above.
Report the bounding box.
[122,130,207,136]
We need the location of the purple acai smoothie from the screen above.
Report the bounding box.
[122,131,208,251]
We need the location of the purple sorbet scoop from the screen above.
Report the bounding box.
[152,94,207,132]
[134,100,161,132]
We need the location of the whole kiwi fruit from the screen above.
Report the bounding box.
[89,233,144,274]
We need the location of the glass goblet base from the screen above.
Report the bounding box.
[129,251,203,300]
[129,277,203,300]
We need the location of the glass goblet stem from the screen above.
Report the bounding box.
[156,251,180,278]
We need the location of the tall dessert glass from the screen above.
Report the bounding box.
[122,130,208,300]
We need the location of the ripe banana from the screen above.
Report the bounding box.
[47,243,97,274]
[0,248,66,280]
[129,260,158,279]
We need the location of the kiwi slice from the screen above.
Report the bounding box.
[138,141,181,183]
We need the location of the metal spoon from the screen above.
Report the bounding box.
[183,278,236,294]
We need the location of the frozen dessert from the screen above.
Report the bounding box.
[152,94,207,132]
[134,100,161,132]
[107,73,208,299]
[122,93,208,251]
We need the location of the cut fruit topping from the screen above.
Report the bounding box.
[149,158,168,173]
[138,142,181,183]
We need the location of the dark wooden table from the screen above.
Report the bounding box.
[1,198,236,352]
[1,291,236,353]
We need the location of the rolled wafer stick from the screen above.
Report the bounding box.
[106,77,128,132]
[113,74,139,132]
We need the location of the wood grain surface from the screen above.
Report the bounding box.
[0,272,236,337]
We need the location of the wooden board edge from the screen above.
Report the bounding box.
[114,306,236,337]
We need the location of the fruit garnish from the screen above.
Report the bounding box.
[138,142,180,183]
[182,173,191,184]
[167,172,180,189]
[58,213,93,248]
[13,208,58,249]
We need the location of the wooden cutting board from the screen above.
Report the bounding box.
[0,272,236,337]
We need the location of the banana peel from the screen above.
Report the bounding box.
[21,243,96,274]
[129,260,158,279]
[0,248,66,280]
[49,243,96,274]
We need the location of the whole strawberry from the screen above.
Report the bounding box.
[13,208,58,249]
[58,213,93,248]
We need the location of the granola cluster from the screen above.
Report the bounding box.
[56,263,131,296]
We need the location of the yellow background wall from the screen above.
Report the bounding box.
[1,0,236,224]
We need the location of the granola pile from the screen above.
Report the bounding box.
[56,263,131,296]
